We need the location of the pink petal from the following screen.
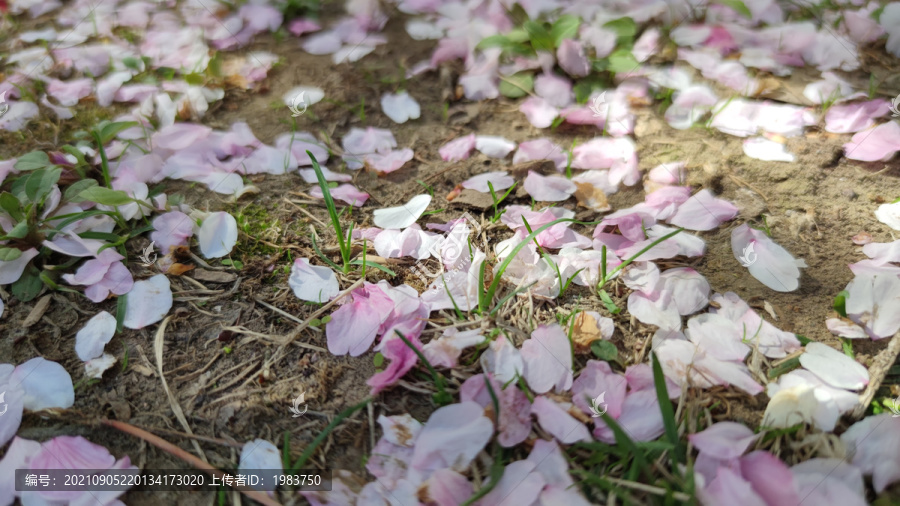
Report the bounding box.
[689,422,758,460]
[325,283,394,356]
[439,134,476,162]
[668,189,738,231]
[367,336,419,395]
[310,184,369,207]
[523,171,576,202]
[731,224,806,292]
[532,396,591,444]
[571,360,627,419]
[425,469,472,506]
[534,72,573,108]
[825,99,890,134]
[522,324,573,394]
[364,148,414,174]
[660,267,710,315]
[513,138,568,171]
[477,460,546,504]
[843,121,900,162]
[519,96,558,128]
[557,39,590,77]
[411,401,494,473]
[150,211,194,253]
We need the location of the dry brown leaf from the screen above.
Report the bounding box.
[572,311,604,353]
[574,182,611,212]
[22,295,52,328]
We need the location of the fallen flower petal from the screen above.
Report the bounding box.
[123,274,173,329]
[289,258,339,303]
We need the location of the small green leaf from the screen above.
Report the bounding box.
[499,72,534,98]
[184,73,205,86]
[573,75,607,104]
[373,352,384,368]
[14,151,52,172]
[61,145,88,167]
[122,56,141,70]
[603,17,638,46]
[24,167,62,204]
[97,121,139,145]
[591,340,618,362]
[607,49,640,74]
[506,28,530,43]
[833,290,849,318]
[12,263,42,302]
[550,14,581,47]
[64,179,100,203]
[598,289,621,314]
[795,334,811,346]
[0,192,24,221]
[716,0,752,18]
[5,221,29,239]
[0,248,23,261]
[768,356,801,380]
[116,293,128,333]
[78,186,133,206]
[523,20,554,52]
[476,34,513,50]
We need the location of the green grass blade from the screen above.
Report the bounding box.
[307,151,347,265]
[349,259,396,276]
[482,218,599,312]
[651,351,684,465]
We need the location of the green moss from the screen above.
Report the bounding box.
[231,203,284,256]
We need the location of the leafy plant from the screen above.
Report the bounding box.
[307,151,393,276]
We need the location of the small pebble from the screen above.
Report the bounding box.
[851,232,873,245]
[841,189,857,200]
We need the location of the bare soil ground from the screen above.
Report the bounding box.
[3,5,900,505]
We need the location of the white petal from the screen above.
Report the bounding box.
[373,194,432,229]
[84,353,117,379]
[240,439,283,472]
[799,342,869,391]
[124,274,173,329]
[523,171,576,202]
[289,259,339,302]
[75,311,117,361]
[743,137,795,162]
[380,92,421,124]
[475,136,516,158]
[11,358,74,411]
[283,86,324,107]
[197,212,238,259]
